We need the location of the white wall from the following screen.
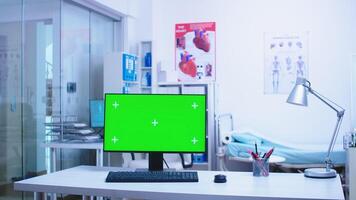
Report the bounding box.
[95,0,152,54]
[94,0,130,15]
[152,0,356,145]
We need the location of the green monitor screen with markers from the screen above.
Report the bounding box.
[104,93,206,170]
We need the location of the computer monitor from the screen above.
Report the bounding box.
[90,100,104,128]
[104,93,206,171]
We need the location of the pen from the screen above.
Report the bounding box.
[265,147,274,159]
[248,150,259,159]
[255,142,258,155]
[252,152,259,159]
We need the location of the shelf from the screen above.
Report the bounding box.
[139,41,152,94]
[158,81,214,86]
[141,41,152,44]
[141,67,152,70]
[123,81,139,84]
[141,86,152,89]
[193,162,208,165]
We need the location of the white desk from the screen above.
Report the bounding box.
[15,165,344,200]
[42,141,103,200]
[42,141,104,172]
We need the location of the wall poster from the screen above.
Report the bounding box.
[264,32,309,94]
[175,22,216,82]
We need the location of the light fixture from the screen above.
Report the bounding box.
[287,77,345,178]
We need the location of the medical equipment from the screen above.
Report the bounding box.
[217,113,345,172]
[287,77,345,178]
[227,132,345,165]
[344,129,356,148]
[216,114,234,171]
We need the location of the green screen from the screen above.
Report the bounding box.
[104,94,206,152]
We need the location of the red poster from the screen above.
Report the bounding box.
[175,22,216,82]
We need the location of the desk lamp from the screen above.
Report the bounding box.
[286,77,345,178]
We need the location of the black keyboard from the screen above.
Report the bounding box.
[105,171,199,182]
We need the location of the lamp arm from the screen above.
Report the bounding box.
[307,87,345,117]
[306,86,345,171]
[325,114,344,171]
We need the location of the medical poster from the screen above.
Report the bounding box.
[264,32,309,94]
[175,22,216,82]
[122,53,138,82]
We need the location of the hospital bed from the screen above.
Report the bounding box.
[217,114,346,172]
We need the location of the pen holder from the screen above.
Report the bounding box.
[252,158,269,177]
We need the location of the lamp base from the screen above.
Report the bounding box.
[304,168,337,178]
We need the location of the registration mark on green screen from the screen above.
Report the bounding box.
[104,94,206,152]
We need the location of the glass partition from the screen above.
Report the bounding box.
[0,0,120,199]
[90,12,114,100]
[0,1,23,199]
[60,0,92,169]
[61,1,90,124]
[23,0,61,187]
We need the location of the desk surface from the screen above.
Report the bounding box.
[15,165,344,200]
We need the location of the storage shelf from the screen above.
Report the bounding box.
[141,67,152,70]
[123,81,139,84]
[139,40,152,94]
[158,81,214,86]
[141,86,152,89]
[193,162,208,165]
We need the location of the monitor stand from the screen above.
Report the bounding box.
[134,153,176,172]
[149,152,164,171]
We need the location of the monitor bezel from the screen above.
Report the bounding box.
[103,93,207,153]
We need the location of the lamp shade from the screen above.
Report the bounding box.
[287,77,309,106]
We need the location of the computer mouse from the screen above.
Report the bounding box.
[214,174,227,183]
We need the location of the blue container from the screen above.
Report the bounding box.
[145,72,152,86]
[144,52,152,67]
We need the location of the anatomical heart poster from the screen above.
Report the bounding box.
[264,32,309,94]
[175,22,216,82]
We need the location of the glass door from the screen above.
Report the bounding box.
[22,1,60,196]
[59,0,117,169]
[0,0,120,199]
[90,12,114,100]
[0,1,23,199]
[60,0,91,169]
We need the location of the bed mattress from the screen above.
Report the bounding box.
[226,132,346,165]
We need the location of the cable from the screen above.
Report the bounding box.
[163,158,170,169]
